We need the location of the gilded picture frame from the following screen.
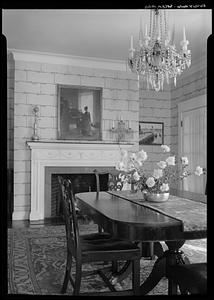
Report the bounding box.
[57,85,102,141]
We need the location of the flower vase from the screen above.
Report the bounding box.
[143,192,169,203]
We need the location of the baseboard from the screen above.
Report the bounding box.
[12,211,29,220]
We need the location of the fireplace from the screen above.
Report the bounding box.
[27,141,134,221]
[51,172,109,217]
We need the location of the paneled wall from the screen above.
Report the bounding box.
[8,52,140,220]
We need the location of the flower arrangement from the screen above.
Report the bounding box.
[115,145,204,195]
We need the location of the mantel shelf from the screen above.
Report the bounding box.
[26,140,134,145]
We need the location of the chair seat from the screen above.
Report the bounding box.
[79,233,140,262]
[167,263,207,294]
[80,232,112,241]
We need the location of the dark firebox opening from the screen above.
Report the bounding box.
[51,173,109,217]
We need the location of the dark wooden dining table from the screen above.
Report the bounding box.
[75,190,207,295]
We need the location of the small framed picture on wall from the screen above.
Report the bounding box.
[139,122,164,145]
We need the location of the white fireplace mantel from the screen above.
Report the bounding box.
[27,141,134,221]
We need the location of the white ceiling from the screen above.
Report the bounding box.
[2,9,212,63]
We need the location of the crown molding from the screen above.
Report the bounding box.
[8,48,207,79]
[8,49,128,71]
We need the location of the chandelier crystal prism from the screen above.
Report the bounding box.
[128,9,191,91]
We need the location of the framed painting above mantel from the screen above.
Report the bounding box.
[139,121,164,145]
[57,85,102,141]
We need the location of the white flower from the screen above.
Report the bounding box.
[133,171,140,181]
[181,157,189,165]
[137,149,148,162]
[160,183,169,192]
[182,170,189,177]
[130,152,137,161]
[157,160,167,169]
[161,145,170,152]
[135,159,143,167]
[115,161,125,171]
[195,166,204,176]
[153,169,163,179]
[166,156,176,166]
[118,173,126,181]
[146,177,156,188]
[127,161,135,172]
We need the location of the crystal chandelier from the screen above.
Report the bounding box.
[128,9,191,91]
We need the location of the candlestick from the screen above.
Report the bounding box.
[32,105,40,141]
[130,35,134,50]
[145,24,148,36]
[183,26,186,42]
[109,118,133,142]
[171,24,175,45]
[139,30,143,47]
[139,18,143,47]
[180,26,189,51]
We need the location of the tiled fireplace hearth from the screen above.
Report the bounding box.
[27,141,134,221]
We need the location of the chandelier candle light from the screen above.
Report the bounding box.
[128,9,191,91]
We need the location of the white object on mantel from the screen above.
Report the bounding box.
[26,141,134,221]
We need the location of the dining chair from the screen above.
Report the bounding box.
[166,262,207,295]
[58,175,141,296]
[93,168,124,193]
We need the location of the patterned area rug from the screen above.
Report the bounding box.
[8,223,207,295]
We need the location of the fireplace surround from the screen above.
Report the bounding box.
[48,168,110,218]
[51,172,109,217]
[27,141,134,221]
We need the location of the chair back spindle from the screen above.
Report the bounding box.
[93,169,123,193]
[58,176,81,258]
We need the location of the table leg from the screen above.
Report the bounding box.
[139,254,167,295]
[109,241,165,288]
[108,240,190,295]
[165,240,189,295]
[109,241,165,289]
[139,240,189,295]
[153,241,165,258]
